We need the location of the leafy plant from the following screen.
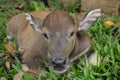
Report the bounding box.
[50,0,81,13]
[25,1,46,12]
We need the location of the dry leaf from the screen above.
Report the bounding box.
[114,24,120,28]
[104,20,115,28]
[5,62,11,70]
[4,43,16,53]
[14,4,24,10]
[13,71,23,80]
[104,20,120,28]
[18,4,24,9]
[22,64,38,77]
[26,70,38,77]
[22,64,29,71]
[0,77,7,80]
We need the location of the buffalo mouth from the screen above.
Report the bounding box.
[49,64,70,74]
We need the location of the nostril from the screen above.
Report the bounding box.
[63,59,66,65]
[52,58,66,66]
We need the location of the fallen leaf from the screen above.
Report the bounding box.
[4,43,16,53]
[114,24,120,28]
[22,64,38,77]
[22,64,29,71]
[14,4,24,10]
[104,20,115,28]
[18,4,24,9]
[26,70,38,77]
[0,77,8,80]
[5,61,11,70]
[13,71,23,80]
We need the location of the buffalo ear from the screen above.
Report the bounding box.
[25,13,41,32]
[78,9,102,31]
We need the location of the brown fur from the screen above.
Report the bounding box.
[7,11,50,71]
[6,10,94,73]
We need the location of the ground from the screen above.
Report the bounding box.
[0,0,120,80]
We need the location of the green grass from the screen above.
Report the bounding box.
[0,0,120,80]
[50,0,81,13]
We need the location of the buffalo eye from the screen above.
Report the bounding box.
[68,31,74,37]
[42,33,49,39]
